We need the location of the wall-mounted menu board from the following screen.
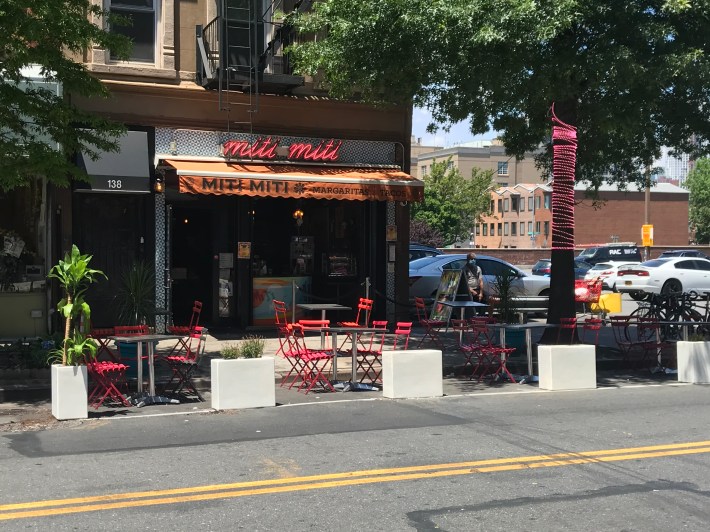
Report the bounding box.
[430,269,467,321]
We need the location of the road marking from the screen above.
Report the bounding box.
[2,440,710,520]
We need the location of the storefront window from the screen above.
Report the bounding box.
[0,180,45,293]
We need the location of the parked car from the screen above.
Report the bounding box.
[531,258,593,280]
[409,242,443,261]
[583,261,641,292]
[616,257,710,298]
[577,244,642,265]
[409,254,551,306]
[658,249,709,259]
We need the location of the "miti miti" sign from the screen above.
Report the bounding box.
[221,137,342,162]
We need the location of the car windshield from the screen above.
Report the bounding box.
[640,259,669,267]
[590,263,612,271]
[409,256,444,270]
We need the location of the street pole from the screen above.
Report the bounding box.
[644,165,651,261]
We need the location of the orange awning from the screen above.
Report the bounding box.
[163,160,423,202]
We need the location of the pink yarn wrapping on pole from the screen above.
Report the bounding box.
[551,105,577,250]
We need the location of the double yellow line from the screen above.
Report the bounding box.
[3,440,710,521]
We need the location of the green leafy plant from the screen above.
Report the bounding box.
[47,245,106,365]
[220,343,241,360]
[239,336,265,359]
[48,333,98,366]
[116,260,156,326]
[489,268,521,324]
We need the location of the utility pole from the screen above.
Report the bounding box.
[644,165,651,261]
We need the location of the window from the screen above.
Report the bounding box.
[511,223,517,236]
[511,196,519,212]
[535,196,541,210]
[447,160,454,170]
[497,199,503,213]
[528,221,533,234]
[475,225,481,236]
[528,197,534,211]
[520,198,525,212]
[536,221,541,233]
[110,1,156,63]
[520,222,525,235]
[503,198,509,212]
[544,194,551,209]
[482,224,488,236]
[490,223,495,236]
[503,222,509,236]
[497,161,509,175]
[420,165,427,176]
[544,221,550,235]
[490,200,495,212]
[497,223,502,236]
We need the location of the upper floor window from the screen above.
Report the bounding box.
[503,198,509,212]
[511,196,519,212]
[497,199,503,213]
[535,196,541,210]
[528,196,534,211]
[110,0,156,63]
[544,194,551,209]
[497,161,508,175]
[420,165,427,176]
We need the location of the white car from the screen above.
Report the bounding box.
[583,261,640,292]
[616,257,710,298]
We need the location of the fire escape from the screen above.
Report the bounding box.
[196,0,311,96]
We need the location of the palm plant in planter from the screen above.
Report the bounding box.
[116,260,155,326]
[47,245,106,420]
[211,335,274,410]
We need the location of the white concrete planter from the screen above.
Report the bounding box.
[211,357,276,410]
[677,341,710,383]
[381,349,443,399]
[51,364,88,420]
[538,345,596,391]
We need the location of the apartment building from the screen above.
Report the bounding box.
[42,0,418,330]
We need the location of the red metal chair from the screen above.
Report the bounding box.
[166,300,203,356]
[286,324,335,394]
[298,319,331,350]
[580,317,603,345]
[414,297,446,350]
[273,299,290,357]
[338,297,374,351]
[87,360,130,409]
[556,317,578,344]
[89,327,119,361]
[160,326,207,401]
[356,320,388,383]
[392,321,412,350]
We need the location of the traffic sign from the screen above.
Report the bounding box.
[641,224,654,247]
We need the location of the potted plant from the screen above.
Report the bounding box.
[211,335,275,410]
[47,245,106,420]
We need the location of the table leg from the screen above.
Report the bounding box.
[137,342,143,393]
[148,342,155,397]
[321,310,327,349]
[459,308,465,344]
[351,333,358,383]
[331,331,339,381]
[525,329,533,377]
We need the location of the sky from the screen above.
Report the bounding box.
[411,108,496,147]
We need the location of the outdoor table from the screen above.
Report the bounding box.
[297,303,351,348]
[439,300,489,344]
[487,323,555,380]
[324,326,383,390]
[108,333,185,406]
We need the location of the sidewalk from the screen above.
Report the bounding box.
[0,323,680,431]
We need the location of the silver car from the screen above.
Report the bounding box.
[409,254,551,305]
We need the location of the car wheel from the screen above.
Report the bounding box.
[629,291,647,301]
[611,283,618,293]
[661,279,683,295]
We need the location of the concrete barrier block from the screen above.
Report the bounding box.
[211,357,276,410]
[538,345,596,390]
[381,349,443,399]
[677,341,710,383]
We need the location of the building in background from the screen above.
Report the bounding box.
[653,147,692,185]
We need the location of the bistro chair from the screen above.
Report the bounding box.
[273,299,290,357]
[580,317,603,346]
[297,319,331,350]
[88,327,119,362]
[337,297,374,352]
[113,324,150,365]
[609,315,646,365]
[356,320,388,384]
[87,359,130,409]
[414,297,446,350]
[556,317,578,344]
[160,326,207,401]
[286,324,335,394]
[166,300,203,356]
[391,322,413,350]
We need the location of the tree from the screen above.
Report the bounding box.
[291,1,710,336]
[411,158,494,246]
[686,158,710,244]
[409,220,444,248]
[0,1,131,191]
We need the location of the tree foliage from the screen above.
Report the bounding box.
[411,159,494,246]
[0,1,131,191]
[292,0,710,186]
[686,158,710,244]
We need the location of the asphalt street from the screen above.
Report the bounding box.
[1,381,710,530]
